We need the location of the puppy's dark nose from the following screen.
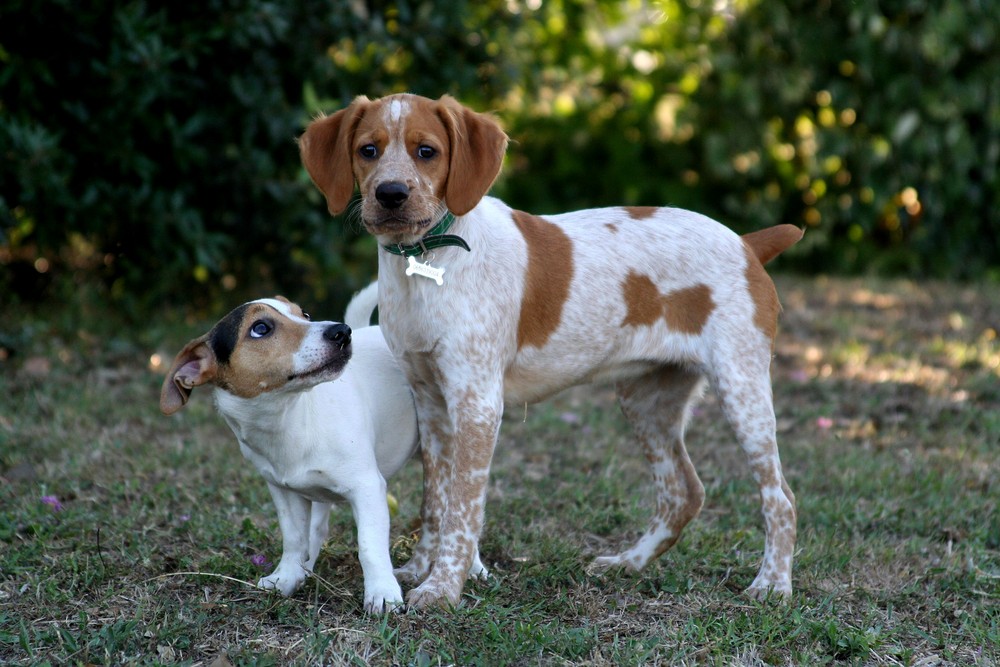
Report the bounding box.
[375,181,409,209]
[324,323,351,348]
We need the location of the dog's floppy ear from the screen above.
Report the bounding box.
[437,95,508,216]
[299,96,371,216]
[160,335,218,416]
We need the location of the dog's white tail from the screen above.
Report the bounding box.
[344,282,379,329]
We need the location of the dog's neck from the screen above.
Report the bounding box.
[375,197,508,279]
[213,388,305,449]
[381,211,469,257]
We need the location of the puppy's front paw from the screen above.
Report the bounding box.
[257,568,306,597]
[363,578,404,614]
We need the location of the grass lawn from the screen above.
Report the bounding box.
[1,276,998,666]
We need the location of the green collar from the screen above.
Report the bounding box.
[382,212,471,257]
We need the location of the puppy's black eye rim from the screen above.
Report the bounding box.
[358,144,378,159]
[302,312,311,321]
[417,145,437,159]
[249,320,273,338]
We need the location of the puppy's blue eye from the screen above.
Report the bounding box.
[249,321,272,338]
[417,145,436,159]
[359,144,378,159]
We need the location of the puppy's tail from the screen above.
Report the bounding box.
[344,281,379,329]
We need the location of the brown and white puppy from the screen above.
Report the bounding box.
[300,93,802,608]
[159,284,487,613]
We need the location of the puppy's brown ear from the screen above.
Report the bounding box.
[437,95,508,216]
[160,335,217,416]
[299,96,371,216]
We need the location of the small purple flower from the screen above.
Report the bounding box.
[559,411,581,425]
[250,554,270,569]
[41,495,63,512]
[179,514,191,523]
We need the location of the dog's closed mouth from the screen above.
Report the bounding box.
[289,353,351,382]
[367,215,434,236]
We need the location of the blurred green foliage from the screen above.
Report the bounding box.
[2,0,998,317]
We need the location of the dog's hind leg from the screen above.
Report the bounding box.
[468,548,489,580]
[711,347,796,599]
[591,364,706,573]
[305,502,332,572]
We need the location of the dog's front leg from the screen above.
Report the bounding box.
[257,483,312,597]
[394,389,452,587]
[407,382,502,609]
[349,476,404,613]
[305,501,332,572]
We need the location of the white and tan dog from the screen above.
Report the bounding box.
[300,93,802,608]
[160,284,485,613]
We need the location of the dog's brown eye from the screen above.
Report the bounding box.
[417,145,436,159]
[302,312,311,321]
[249,320,272,338]
[359,144,378,159]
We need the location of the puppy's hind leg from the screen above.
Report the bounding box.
[712,347,796,599]
[591,364,706,573]
[468,548,489,581]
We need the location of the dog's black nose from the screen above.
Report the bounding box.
[324,323,351,348]
[375,181,409,209]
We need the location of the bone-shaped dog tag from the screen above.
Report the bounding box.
[405,255,445,286]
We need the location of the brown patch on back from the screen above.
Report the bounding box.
[621,271,716,334]
[512,210,574,349]
[663,285,716,334]
[743,243,780,343]
[605,222,619,234]
[621,273,663,327]
[625,206,658,220]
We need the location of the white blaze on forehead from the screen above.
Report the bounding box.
[251,298,310,323]
[376,97,417,179]
[385,97,410,124]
